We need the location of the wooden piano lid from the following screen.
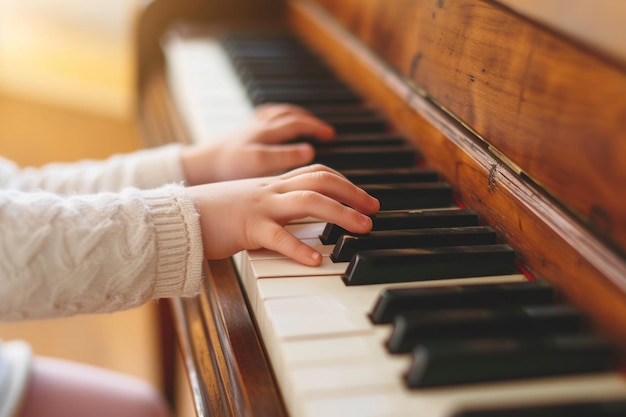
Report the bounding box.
[287,0,626,345]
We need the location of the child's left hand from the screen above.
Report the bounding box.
[181,104,334,185]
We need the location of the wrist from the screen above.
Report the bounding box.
[181,144,218,186]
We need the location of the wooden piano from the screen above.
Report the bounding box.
[137,0,626,416]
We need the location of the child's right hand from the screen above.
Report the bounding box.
[185,164,380,266]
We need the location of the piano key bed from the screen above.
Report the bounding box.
[164,30,626,417]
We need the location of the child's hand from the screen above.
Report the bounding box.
[181,104,334,185]
[186,165,380,266]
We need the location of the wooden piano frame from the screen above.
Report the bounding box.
[137,1,626,416]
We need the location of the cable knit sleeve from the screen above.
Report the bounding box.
[0,184,204,320]
[0,144,186,194]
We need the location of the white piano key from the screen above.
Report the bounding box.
[290,358,410,393]
[299,388,434,417]
[255,274,528,306]
[298,373,626,417]
[279,332,391,367]
[164,37,254,144]
[257,274,346,300]
[289,216,323,224]
[285,222,327,240]
[264,294,373,338]
[241,258,345,309]
[243,223,330,279]
[250,256,348,278]
[246,239,332,261]
[425,373,626,413]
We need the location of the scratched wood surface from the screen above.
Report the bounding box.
[288,0,626,347]
[308,0,626,258]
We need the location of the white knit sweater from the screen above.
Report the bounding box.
[0,144,204,321]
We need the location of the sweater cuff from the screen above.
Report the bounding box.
[142,184,204,298]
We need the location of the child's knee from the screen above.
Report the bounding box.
[18,356,172,417]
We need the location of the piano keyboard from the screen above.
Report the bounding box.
[164,31,626,417]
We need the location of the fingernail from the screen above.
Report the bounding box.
[371,197,381,210]
[311,251,322,262]
[359,214,372,227]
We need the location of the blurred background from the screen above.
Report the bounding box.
[0,0,186,412]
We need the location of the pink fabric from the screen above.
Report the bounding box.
[17,357,170,417]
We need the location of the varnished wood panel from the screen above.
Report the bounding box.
[171,261,288,417]
[288,0,626,347]
[141,72,287,417]
[307,0,626,258]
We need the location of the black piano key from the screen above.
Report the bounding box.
[321,208,479,244]
[321,115,388,134]
[370,280,556,324]
[305,104,382,118]
[223,44,315,60]
[221,38,306,51]
[297,134,409,149]
[360,182,452,211]
[232,56,324,69]
[250,85,356,95]
[387,304,587,353]
[238,65,335,80]
[341,167,438,183]
[452,400,626,417]
[240,72,337,83]
[245,78,349,90]
[343,244,518,286]
[406,334,614,388]
[331,226,497,262]
[234,62,328,81]
[245,78,348,93]
[219,30,301,43]
[222,33,305,42]
[313,146,418,170]
[250,88,362,106]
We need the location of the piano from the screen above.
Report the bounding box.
[136,0,626,416]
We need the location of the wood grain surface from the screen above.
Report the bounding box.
[308,0,626,258]
[289,0,626,346]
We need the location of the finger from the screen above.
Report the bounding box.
[258,115,335,144]
[275,170,380,214]
[272,191,375,235]
[256,222,324,266]
[279,164,344,180]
